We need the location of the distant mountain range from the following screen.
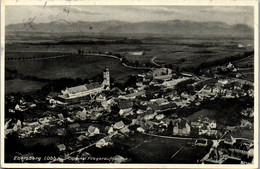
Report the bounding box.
[6,20,253,37]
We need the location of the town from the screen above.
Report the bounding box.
[4,55,254,164]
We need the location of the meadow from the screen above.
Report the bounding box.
[5,33,254,94]
[5,52,68,60]
[6,54,141,82]
[5,79,46,94]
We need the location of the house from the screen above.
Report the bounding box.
[155,114,165,121]
[226,62,235,70]
[218,79,230,87]
[57,144,66,151]
[173,119,191,136]
[162,77,189,87]
[107,127,114,135]
[39,117,51,125]
[198,126,208,135]
[57,113,64,120]
[208,120,217,129]
[101,101,109,110]
[12,120,22,132]
[77,135,86,141]
[125,91,145,99]
[88,126,100,136]
[240,119,253,129]
[136,109,144,115]
[96,94,106,102]
[150,98,168,105]
[137,127,145,133]
[128,51,145,55]
[160,101,177,109]
[144,113,156,121]
[96,139,110,148]
[118,100,134,116]
[241,108,254,117]
[118,100,133,109]
[175,99,188,108]
[120,126,130,134]
[152,68,173,79]
[113,121,125,130]
[56,128,66,136]
[119,108,133,117]
[76,109,88,120]
[68,123,80,130]
[206,129,218,137]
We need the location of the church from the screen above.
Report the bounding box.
[58,67,110,103]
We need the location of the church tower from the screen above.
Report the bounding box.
[102,67,110,90]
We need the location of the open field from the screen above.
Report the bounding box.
[5,52,68,60]
[233,55,254,68]
[229,129,254,140]
[171,145,211,163]
[5,33,254,91]
[5,79,46,94]
[113,133,189,163]
[6,33,253,66]
[5,54,141,82]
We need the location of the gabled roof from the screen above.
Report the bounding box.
[125,91,145,98]
[66,82,101,94]
[67,85,87,94]
[118,100,133,109]
[68,123,80,128]
[114,121,125,129]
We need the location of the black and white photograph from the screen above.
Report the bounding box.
[1,0,258,168]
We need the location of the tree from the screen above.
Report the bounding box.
[180,58,186,62]
[76,78,83,85]
[167,121,173,135]
[134,60,140,67]
[125,75,137,87]
[176,66,180,76]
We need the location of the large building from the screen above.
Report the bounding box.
[152,68,173,79]
[58,67,110,103]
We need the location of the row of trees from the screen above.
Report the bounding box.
[5,53,70,61]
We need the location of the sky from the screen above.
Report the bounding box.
[6,5,254,27]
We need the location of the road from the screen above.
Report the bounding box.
[150,56,161,66]
[232,54,253,64]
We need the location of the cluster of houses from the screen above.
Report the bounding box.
[7,96,37,113]
[6,67,254,138]
[4,66,254,163]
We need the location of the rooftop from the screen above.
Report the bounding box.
[66,82,101,94]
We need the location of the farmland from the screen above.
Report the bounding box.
[113,133,188,163]
[5,52,68,60]
[5,79,46,94]
[5,54,141,81]
[5,32,254,94]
